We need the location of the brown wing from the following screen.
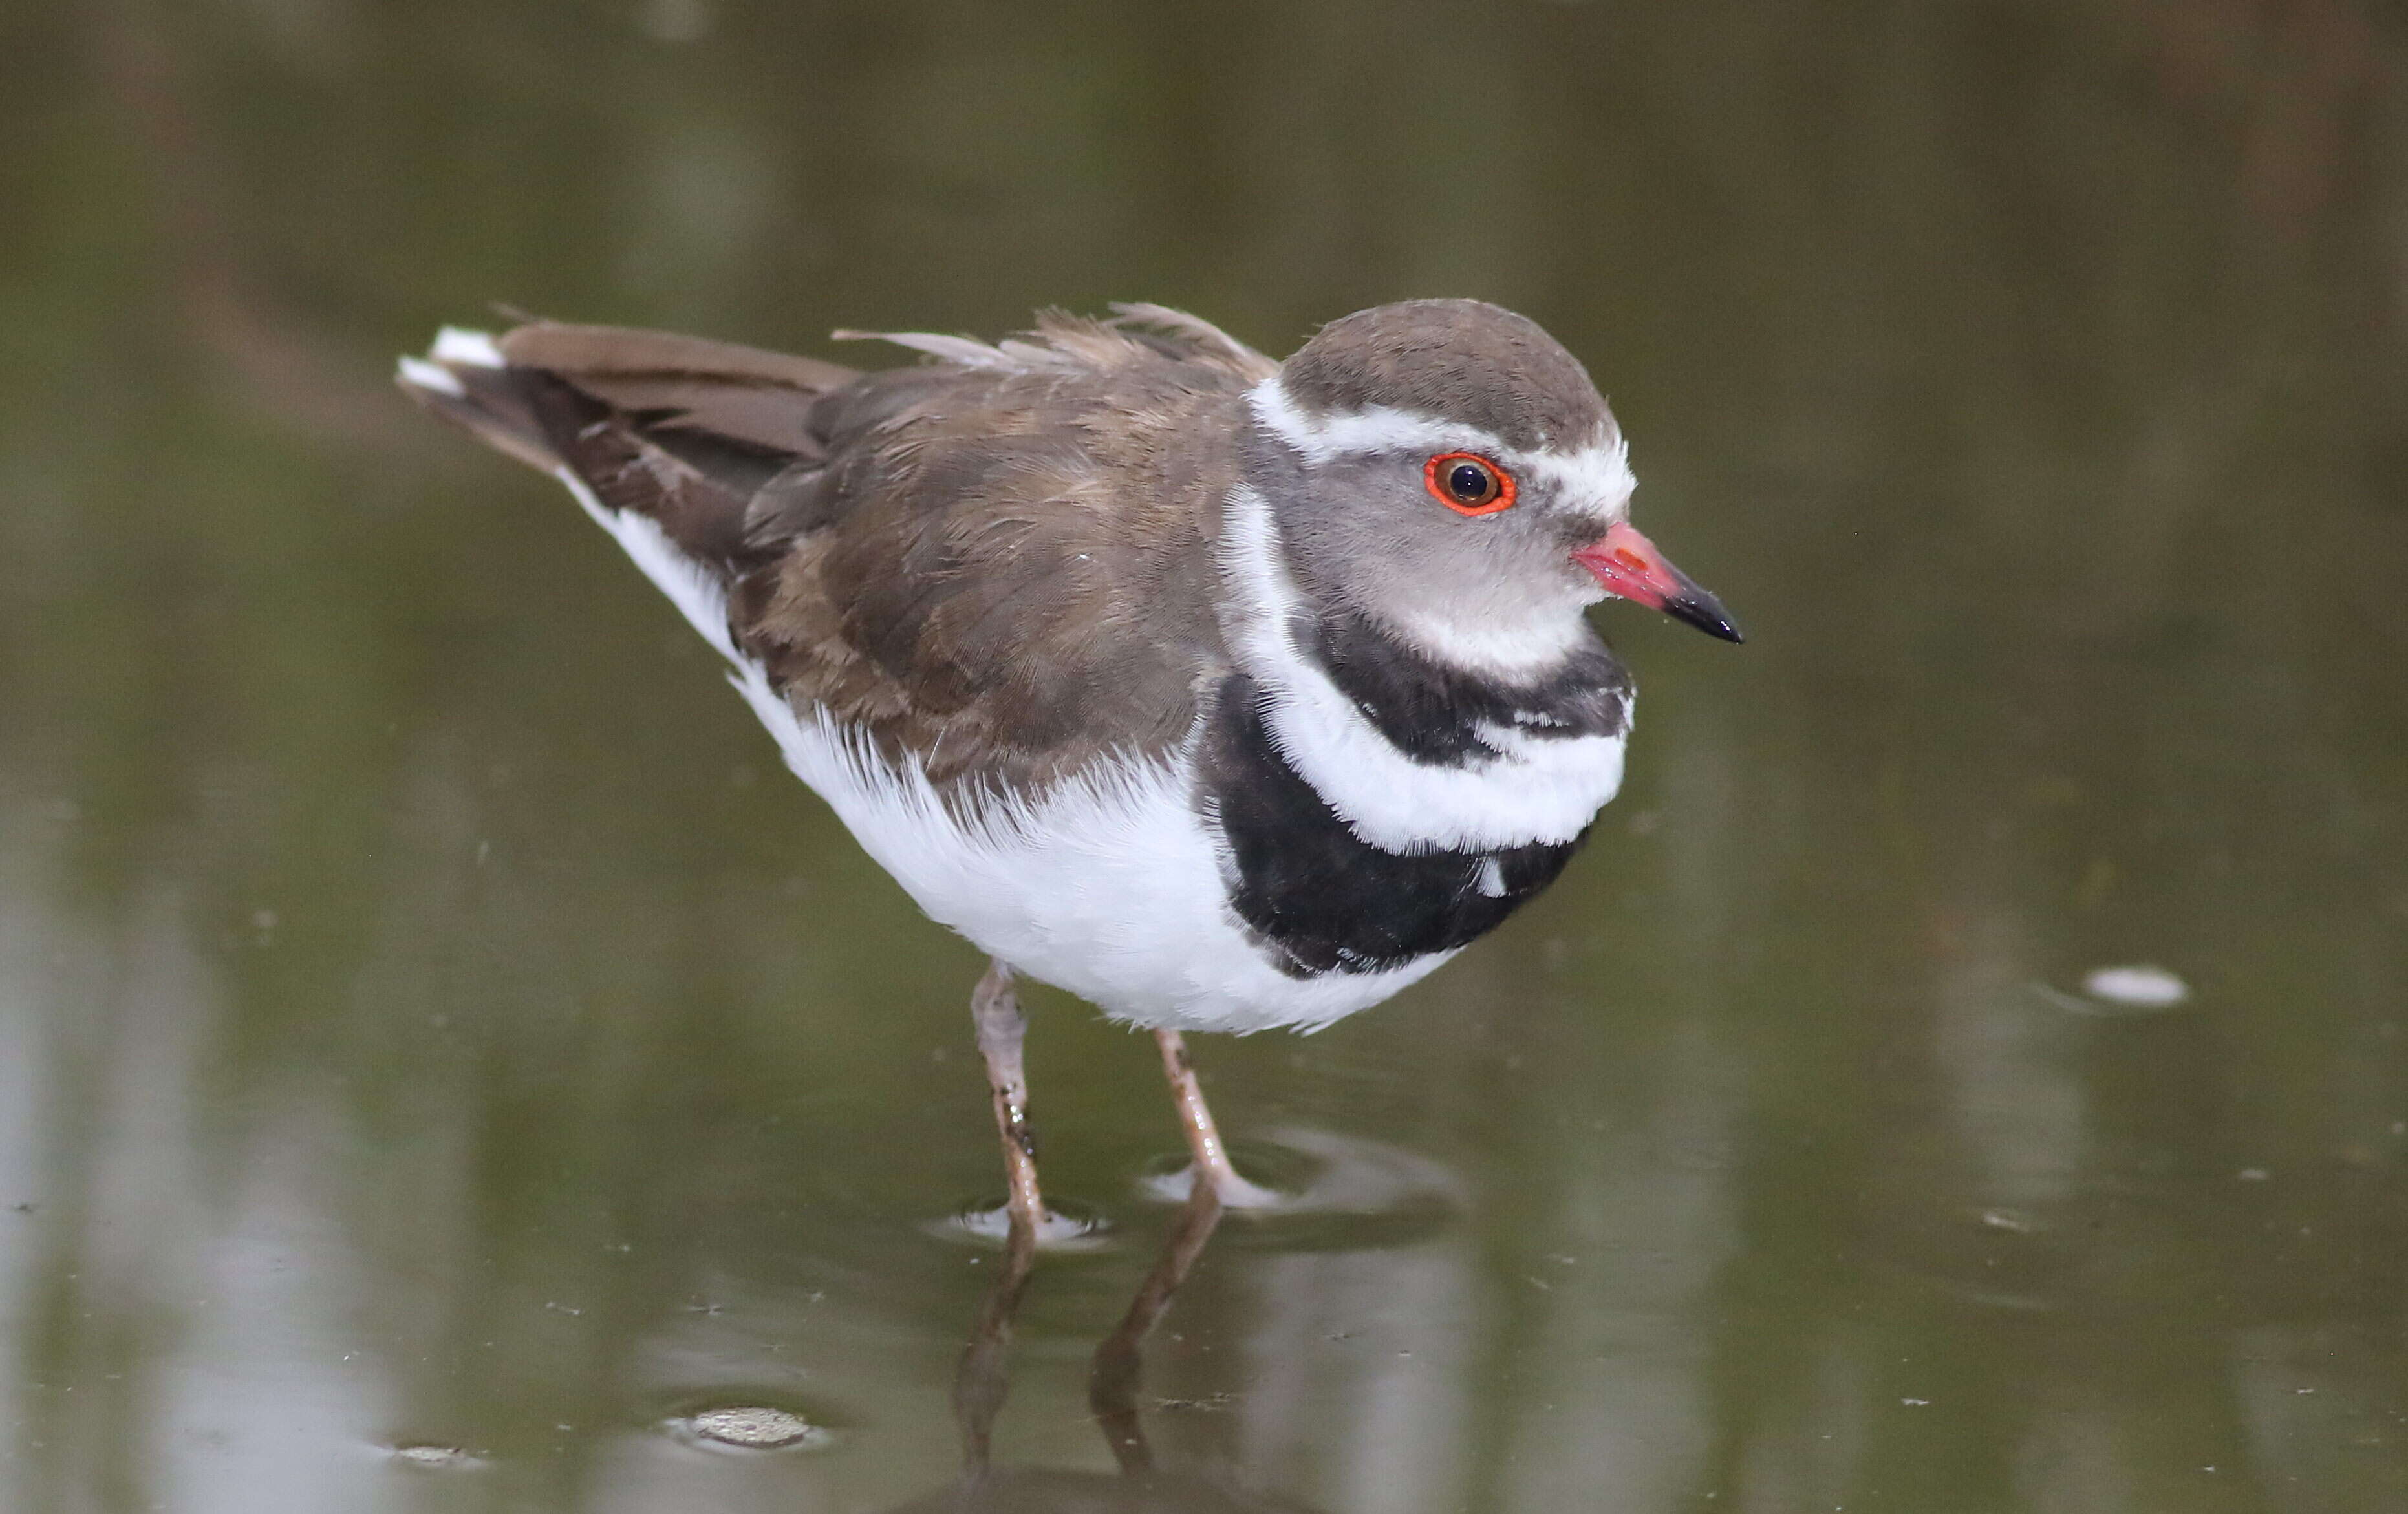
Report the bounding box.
[398,310,1269,793]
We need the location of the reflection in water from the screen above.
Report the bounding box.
[894,1185,1313,1514]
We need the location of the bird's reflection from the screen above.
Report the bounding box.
[886,1185,1318,1513]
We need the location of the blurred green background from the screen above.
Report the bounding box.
[3,2,2406,1510]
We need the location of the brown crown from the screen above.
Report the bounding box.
[1279,299,1615,454]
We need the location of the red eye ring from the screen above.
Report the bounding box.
[1424,452,1516,516]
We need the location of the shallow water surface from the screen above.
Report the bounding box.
[4,3,2407,1511]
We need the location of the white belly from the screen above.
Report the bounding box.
[733,665,1446,1032]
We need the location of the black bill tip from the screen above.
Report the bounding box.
[1665,590,1745,644]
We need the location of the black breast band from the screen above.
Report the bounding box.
[1197,674,1584,979]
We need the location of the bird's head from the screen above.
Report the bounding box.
[1241,299,1739,677]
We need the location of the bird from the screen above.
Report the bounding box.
[396,298,1740,1240]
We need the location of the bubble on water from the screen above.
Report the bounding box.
[2080,964,2190,1008]
[671,1403,831,1451]
[387,1442,483,1470]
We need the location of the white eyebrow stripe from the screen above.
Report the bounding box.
[1247,376,1635,517]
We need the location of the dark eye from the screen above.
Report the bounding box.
[1423,452,1516,515]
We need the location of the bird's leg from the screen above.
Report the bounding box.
[971,959,1046,1239]
[1152,1029,1282,1208]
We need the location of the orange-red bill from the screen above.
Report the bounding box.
[1572,522,1744,643]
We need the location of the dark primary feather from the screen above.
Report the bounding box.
[400,311,1278,794]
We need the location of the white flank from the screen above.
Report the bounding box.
[1218,486,1628,853]
[1247,376,1636,525]
[553,465,1436,1032]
